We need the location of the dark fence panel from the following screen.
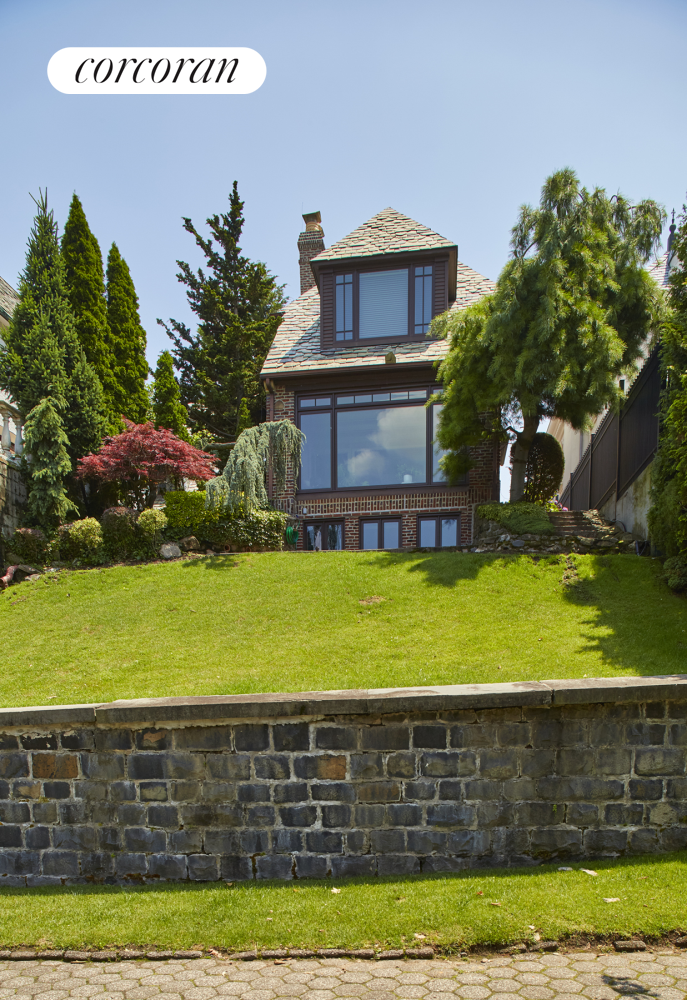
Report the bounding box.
[590,410,618,509]
[559,349,660,511]
[617,351,660,498]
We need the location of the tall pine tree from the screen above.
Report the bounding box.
[61,193,120,431]
[152,350,188,439]
[106,243,149,423]
[158,182,286,442]
[0,191,107,477]
[23,396,76,531]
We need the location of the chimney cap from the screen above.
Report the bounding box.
[302,211,322,233]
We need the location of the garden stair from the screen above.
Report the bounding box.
[549,509,616,539]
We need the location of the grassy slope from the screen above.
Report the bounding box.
[0,551,685,707]
[0,855,685,950]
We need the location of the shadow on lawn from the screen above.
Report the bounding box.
[370,550,686,676]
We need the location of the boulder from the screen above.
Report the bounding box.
[159,543,182,560]
[179,536,201,552]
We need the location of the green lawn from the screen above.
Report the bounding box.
[0,854,685,950]
[1,551,685,708]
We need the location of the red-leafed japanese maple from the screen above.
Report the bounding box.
[77,420,216,510]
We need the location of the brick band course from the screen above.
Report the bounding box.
[0,678,685,885]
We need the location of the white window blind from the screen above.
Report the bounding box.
[358,268,408,340]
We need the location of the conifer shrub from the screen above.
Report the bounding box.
[664,556,687,592]
[57,518,104,565]
[163,490,215,537]
[476,501,555,535]
[8,527,51,565]
[522,433,565,504]
[101,507,138,559]
[137,508,168,551]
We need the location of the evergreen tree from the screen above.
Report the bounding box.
[152,350,188,439]
[61,193,119,431]
[434,169,665,500]
[0,190,108,475]
[158,182,286,442]
[106,243,149,423]
[23,396,76,531]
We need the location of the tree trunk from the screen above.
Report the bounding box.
[509,414,539,502]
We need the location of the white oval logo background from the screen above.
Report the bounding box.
[48,47,266,94]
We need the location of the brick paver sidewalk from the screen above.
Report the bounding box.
[0,953,686,1000]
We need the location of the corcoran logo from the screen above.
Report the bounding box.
[48,47,266,94]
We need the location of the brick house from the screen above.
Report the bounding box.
[260,208,499,550]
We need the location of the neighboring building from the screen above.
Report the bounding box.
[0,273,22,457]
[0,273,26,545]
[550,224,677,536]
[260,208,499,550]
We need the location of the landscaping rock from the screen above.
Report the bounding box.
[179,536,201,552]
[159,543,182,560]
[614,940,646,952]
[675,936,687,947]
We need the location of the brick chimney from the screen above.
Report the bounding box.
[298,211,324,294]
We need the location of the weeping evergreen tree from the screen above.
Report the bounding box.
[206,420,303,512]
[61,193,120,431]
[434,169,665,501]
[152,350,188,439]
[0,191,108,480]
[23,396,77,531]
[106,243,149,423]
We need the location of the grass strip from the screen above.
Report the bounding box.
[0,854,685,951]
[1,551,685,707]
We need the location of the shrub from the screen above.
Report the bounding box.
[225,509,286,550]
[137,508,168,551]
[476,501,555,535]
[9,527,52,565]
[522,433,565,505]
[164,490,214,537]
[664,556,687,592]
[101,507,138,560]
[57,518,104,564]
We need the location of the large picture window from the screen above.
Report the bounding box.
[298,390,464,492]
[334,265,433,343]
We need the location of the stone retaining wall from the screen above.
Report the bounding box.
[0,677,685,885]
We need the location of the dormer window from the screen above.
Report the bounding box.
[331,264,436,344]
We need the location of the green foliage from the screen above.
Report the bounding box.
[434,169,665,501]
[101,507,138,560]
[61,194,119,432]
[0,191,108,484]
[163,488,284,550]
[137,508,168,551]
[522,432,565,504]
[152,350,188,439]
[206,419,304,513]
[8,527,51,565]
[663,555,687,592]
[57,518,104,565]
[158,181,286,442]
[476,501,555,535]
[106,243,149,424]
[648,212,687,561]
[23,397,77,530]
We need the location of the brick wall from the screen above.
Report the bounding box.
[0,679,685,886]
[269,386,496,547]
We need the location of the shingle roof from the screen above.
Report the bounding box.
[646,249,675,289]
[261,260,495,378]
[0,274,19,324]
[312,208,455,263]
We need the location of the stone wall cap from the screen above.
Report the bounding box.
[1,676,686,728]
[0,703,97,727]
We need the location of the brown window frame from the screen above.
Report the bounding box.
[297,389,466,494]
[332,264,430,346]
[359,517,403,550]
[304,520,345,551]
[416,514,461,549]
